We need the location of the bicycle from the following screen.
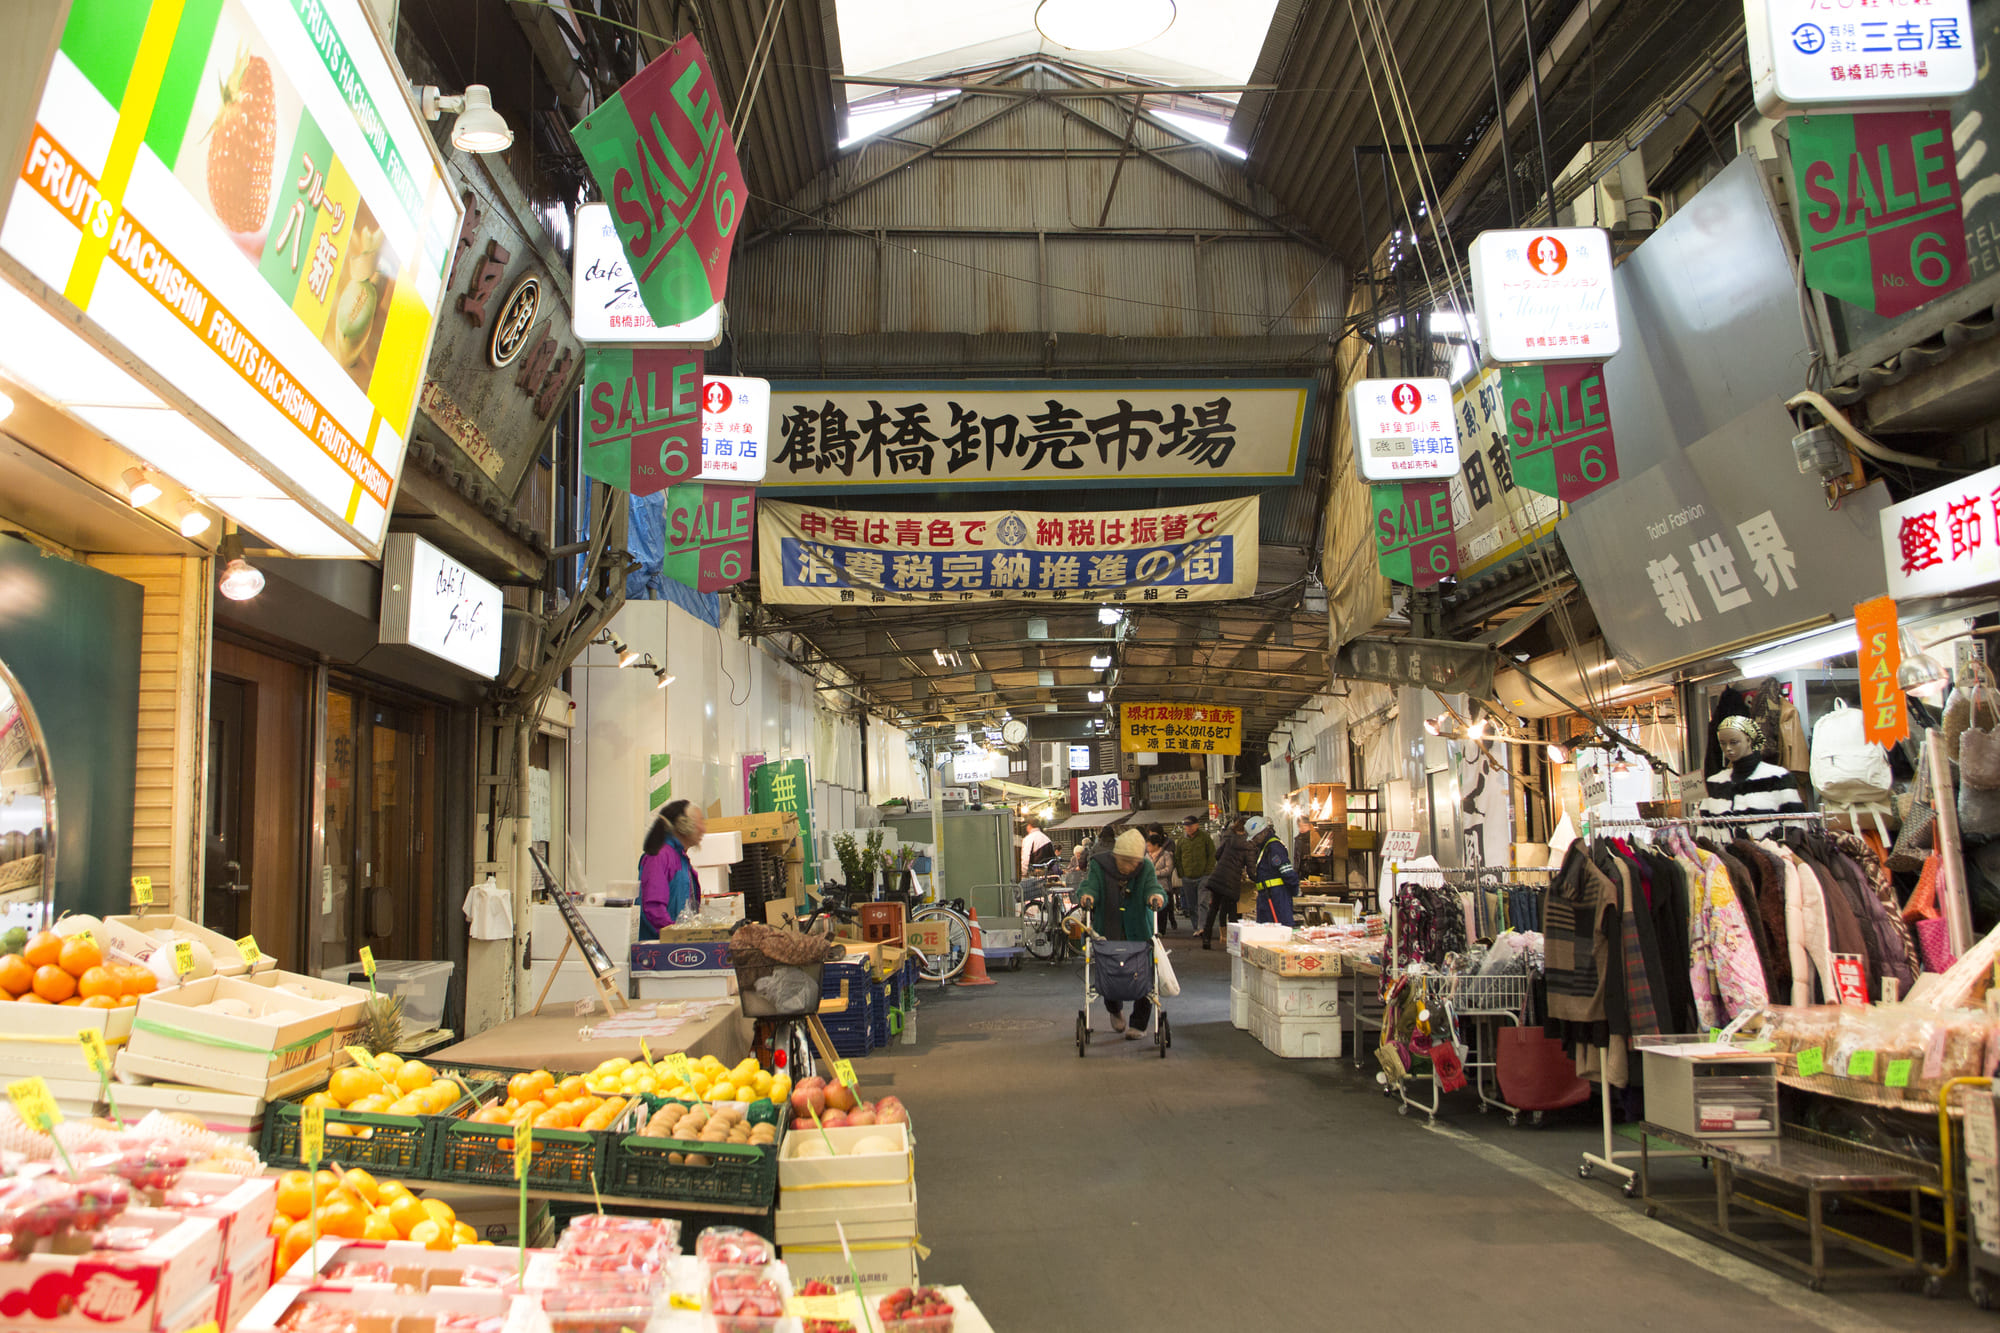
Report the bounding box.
[907,897,973,984]
[1020,877,1090,965]
[799,881,861,935]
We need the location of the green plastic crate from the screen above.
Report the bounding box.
[260,1076,490,1174]
[606,1123,784,1208]
[431,1119,606,1191]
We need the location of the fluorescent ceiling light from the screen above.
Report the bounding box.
[73,405,285,500]
[1087,689,1106,703]
[1035,0,1176,50]
[1732,621,1859,678]
[1097,606,1124,625]
[1090,653,1112,669]
[214,497,362,557]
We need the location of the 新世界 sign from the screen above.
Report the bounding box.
[1120,704,1242,757]
[1349,378,1460,481]
[758,497,1259,606]
[762,380,1311,492]
[582,347,702,495]
[1500,361,1619,502]
[1372,482,1458,589]
[1790,109,1968,317]
[1468,227,1620,364]
[569,36,744,330]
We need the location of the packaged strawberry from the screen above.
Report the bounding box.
[705,1266,784,1333]
[877,1285,955,1332]
[68,1173,131,1230]
[694,1225,772,1268]
[0,1174,79,1255]
[108,1138,194,1192]
[796,1279,856,1333]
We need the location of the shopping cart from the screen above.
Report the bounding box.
[1076,914,1170,1059]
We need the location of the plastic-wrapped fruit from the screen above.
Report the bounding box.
[110,1139,194,1191]
[707,1268,784,1333]
[0,1176,79,1255]
[68,1175,131,1230]
[695,1226,773,1267]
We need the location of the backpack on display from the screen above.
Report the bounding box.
[1809,699,1893,805]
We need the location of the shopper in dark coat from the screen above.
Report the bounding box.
[1201,818,1251,948]
[1174,815,1215,931]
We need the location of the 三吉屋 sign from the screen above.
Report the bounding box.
[750,757,815,882]
[570,202,724,345]
[1119,703,1242,757]
[1146,770,1203,806]
[1880,459,2000,597]
[378,534,502,678]
[0,0,461,558]
[1468,228,1620,364]
[1349,378,1460,481]
[582,348,702,495]
[1500,361,1619,502]
[699,376,768,482]
[1747,0,1976,116]
[758,497,1258,606]
[1372,482,1458,589]
[763,380,1312,491]
[1790,109,1968,317]
[1069,775,1127,813]
[1854,595,1909,746]
[568,37,744,330]
[662,482,753,592]
[1446,369,1562,577]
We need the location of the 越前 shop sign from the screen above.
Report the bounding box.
[1468,227,1620,364]
[0,0,460,557]
[1879,459,2000,598]
[1070,775,1128,813]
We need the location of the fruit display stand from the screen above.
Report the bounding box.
[429,1001,753,1074]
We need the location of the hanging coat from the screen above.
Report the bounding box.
[1679,845,1769,1029]
[1082,852,1161,942]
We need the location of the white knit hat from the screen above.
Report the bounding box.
[1113,828,1145,858]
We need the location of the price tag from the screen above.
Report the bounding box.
[1707,1029,1724,1043]
[171,941,194,976]
[1847,1050,1877,1078]
[638,1038,654,1067]
[663,1052,693,1084]
[236,935,260,967]
[8,1077,59,1131]
[1886,1059,1914,1088]
[300,1104,324,1166]
[513,1122,532,1180]
[357,947,376,978]
[77,1030,111,1077]
[130,876,152,906]
[833,1059,858,1089]
[788,1297,846,1319]
[342,1046,379,1074]
[180,1322,219,1333]
[1797,1046,1825,1077]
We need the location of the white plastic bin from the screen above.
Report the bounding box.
[319,960,453,1031]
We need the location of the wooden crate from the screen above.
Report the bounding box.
[708,811,799,844]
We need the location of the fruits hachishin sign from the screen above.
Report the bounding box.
[1499,361,1619,503]
[569,36,744,330]
[1372,481,1458,590]
[1468,227,1620,364]
[1789,109,1968,317]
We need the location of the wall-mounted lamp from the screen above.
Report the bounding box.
[176,501,211,538]
[122,466,161,508]
[215,527,264,601]
[416,84,513,153]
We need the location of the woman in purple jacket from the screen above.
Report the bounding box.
[639,799,706,940]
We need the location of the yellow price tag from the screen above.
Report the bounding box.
[342,1046,379,1074]
[663,1052,693,1084]
[300,1103,325,1166]
[236,935,260,967]
[8,1077,60,1132]
[180,1322,220,1333]
[833,1059,857,1089]
[130,876,152,906]
[358,947,376,978]
[788,1297,846,1319]
[171,941,194,976]
[513,1122,531,1180]
[638,1038,654,1067]
[77,1030,111,1077]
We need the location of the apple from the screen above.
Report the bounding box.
[822,1109,849,1128]
[824,1081,857,1113]
[847,1108,877,1127]
[791,1084,827,1117]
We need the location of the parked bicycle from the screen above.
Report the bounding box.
[1020,876,1090,965]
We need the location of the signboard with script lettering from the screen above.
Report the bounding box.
[570,202,723,346]
[1349,378,1461,481]
[1470,227,1620,364]
[1500,361,1619,502]
[379,534,501,678]
[1372,482,1458,589]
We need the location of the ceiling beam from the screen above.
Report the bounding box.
[830,77,1279,97]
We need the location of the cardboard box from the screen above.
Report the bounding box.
[653,924,733,943]
[0,1207,222,1332]
[0,1000,136,1080]
[906,920,951,954]
[764,900,799,928]
[219,1235,275,1330]
[776,1176,916,1230]
[248,971,370,1036]
[528,902,639,961]
[777,1123,912,1210]
[122,976,340,1099]
[168,1173,278,1266]
[105,913,277,976]
[42,1078,265,1146]
[629,940,730,972]
[707,812,799,844]
[1242,942,1346,977]
[779,1237,919,1294]
[839,940,884,972]
[632,971,736,1000]
[239,1284,546,1333]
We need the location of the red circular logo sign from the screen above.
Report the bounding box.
[702,381,733,415]
[1390,382,1423,414]
[1527,234,1568,276]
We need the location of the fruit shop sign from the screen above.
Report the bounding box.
[1791,109,1968,317]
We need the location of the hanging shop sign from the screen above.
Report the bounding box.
[378,534,503,678]
[581,347,703,495]
[758,496,1259,606]
[1069,775,1128,813]
[1068,743,1094,771]
[1146,770,1203,806]
[1789,110,1968,318]
[569,35,744,330]
[570,202,723,346]
[1348,378,1460,481]
[750,757,816,882]
[1499,361,1619,502]
[0,0,460,557]
[1446,368,1561,577]
[415,161,581,501]
[1854,595,1909,746]
[1371,482,1458,590]
[762,379,1312,492]
[699,375,769,482]
[1119,703,1242,757]
[662,481,753,593]
[1468,227,1620,364]
[1334,637,1496,699]
[1879,459,2000,598]
[1747,0,1976,116]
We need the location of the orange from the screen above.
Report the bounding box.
[0,955,33,996]
[116,994,138,1007]
[362,1212,399,1241]
[376,1180,412,1205]
[32,965,75,1003]
[277,1218,317,1275]
[340,1168,380,1206]
[531,1109,567,1130]
[408,1218,452,1250]
[123,967,155,995]
[269,1213,294,1239]
[22,932,60,969]
[275,1171,314,1219]
[317,1199,365,1239]
[79,995,117,1009]
[76,967,117,1000]
[313,1169,343,1204]
[328,1066,386,1107]
[57,997,81,1006]
[393,1061,433,1094]
[384,1194,425,1238]
[57,936,101,977]
[418,1198,455,1227]
[452,1222,477,1245]
[15,993,48,1004]
[505,1072,537,1103]
[555,1075,587,1103]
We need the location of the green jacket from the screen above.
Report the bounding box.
[1174,829,1216,879]
[1081,852,1162,942]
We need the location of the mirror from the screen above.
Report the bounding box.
[0,655,55,915]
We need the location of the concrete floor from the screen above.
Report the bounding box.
[853,935,1994,1332]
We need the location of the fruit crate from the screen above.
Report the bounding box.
[429,1097,645,1192]
[259,1075,493,1174]
[606,1119,786,1208]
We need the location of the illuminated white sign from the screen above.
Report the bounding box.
[1348,378,1460,481]
[700,375,769,482]
[1746,0,1976,116]
[380,534,502,678]
[1070,774,1127,813]
[1468,227,1620,364]
[1879,460,2000,600]
[1069,744,1094,772]
[573,202,723,346]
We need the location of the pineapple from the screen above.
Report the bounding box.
[359,991,404,1055]
[204,46,276,234]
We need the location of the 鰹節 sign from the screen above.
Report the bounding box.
[1119,704,1242,757]
[1469,227,1619,364]
[1880,460,2000,598]
[1747,0,1976,116]
[1349,378,1460,481]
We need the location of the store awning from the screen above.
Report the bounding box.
[1136,805,1206,825]
[979,778,1056,801]
[1050,809,1133,831]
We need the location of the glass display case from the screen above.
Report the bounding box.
[0,656,55,912]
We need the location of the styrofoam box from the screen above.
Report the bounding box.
[318,960,453,1032]
[123,974,340,1098]
[1230,955,1247,992]
[687,829,744,866]
[1230,987,1250,1030]
[0,1207,222,1332]
[778,1123,913,1209]
[46,1076,265,1145]
[527,960,628,1006]
[530,901,639,960]
[781,1235,919,1294]
[1248,998,1343,1058]
[0,997,136,1079]
[106,912,277,976]
[1233,923,1291,957]
[777,1176,915,1231]
[1245,967,1345,1018]
[633,970,736,1000]
[695,865,729,901]
[169,1172,278,1266]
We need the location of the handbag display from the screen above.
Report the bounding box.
[1888,739,1937,873]
[1906,854,1962,973]
[1960,673,2000,788]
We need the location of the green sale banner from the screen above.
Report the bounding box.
[581,347,703,495]
[1372,481,1456,589]
[1499,361,1618,503]
[1789,110,1967,318]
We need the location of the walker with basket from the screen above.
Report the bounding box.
[1076,910,1171,1058]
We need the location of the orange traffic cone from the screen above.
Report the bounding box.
[956,907,996,986]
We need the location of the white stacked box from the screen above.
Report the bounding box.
[528,960,629,1005]
[776,1123,919,1292]
[1230,987,1250,1029]
[1244,965,1345,1019]
[529,901,639,961]
[1247,998,1343,1058]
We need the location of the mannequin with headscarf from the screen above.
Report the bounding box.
[1698,715,1806,837]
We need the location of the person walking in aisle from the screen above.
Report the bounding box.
[1144,828,1179,931]
[1174,814,1215,936]
[1201,817,1251,949]
[638,799,705,942]
[1079,828,1166,1037]
[1243,816,1298,927]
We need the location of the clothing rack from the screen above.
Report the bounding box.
[1387,865,1552,980]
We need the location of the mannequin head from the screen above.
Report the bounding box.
[1717,715,1762,764]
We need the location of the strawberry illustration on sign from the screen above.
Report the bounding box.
[205,47,276,236]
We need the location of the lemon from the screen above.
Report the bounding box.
[420,1198,456,1227]
[634,1075,657,1094]
[604,1058,631,1074]
[700,1054,723,1072]
[751,1072,773,1096]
